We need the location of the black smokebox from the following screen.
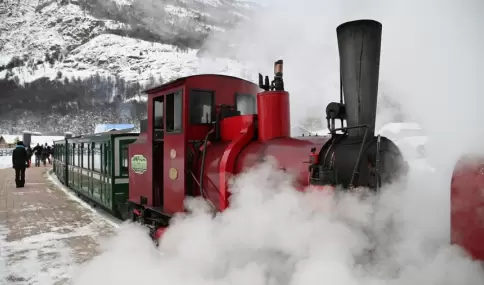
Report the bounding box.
[337,20,382,137]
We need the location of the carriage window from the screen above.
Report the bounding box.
[166,91,183,132]
[120,142,129,176]
[190,90,213,124]
[153,97,164,140]
[236,94,257,115]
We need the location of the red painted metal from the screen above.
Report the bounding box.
[185,75,260,141]
[200,136,331,211]
[257,90,290,142]
[128,133,152,205]
[218,116,256,210]
[163,86,186,214]
[154,227,166,240]
[451,156,484,260]
[127,73,339,243]
[220,115,254,141]
[128,74,260,212]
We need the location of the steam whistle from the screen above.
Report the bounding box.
[258,59,285,91]
[258,73,271,91]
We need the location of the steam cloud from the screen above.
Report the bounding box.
[72,0,484,284]
[72,161,483,285]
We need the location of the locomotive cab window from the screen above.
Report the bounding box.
[166,91,183,133]
[235,94,257,115]
[153,97,164,140]
[189,90,214,124]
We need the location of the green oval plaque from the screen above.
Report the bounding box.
[131,154,147,174]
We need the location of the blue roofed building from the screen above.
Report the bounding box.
[94,124,136,134]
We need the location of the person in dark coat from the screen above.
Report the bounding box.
[46,144,52,165]
[26,146,33,167]
[32,143,42,167]
[12,141,29,188]
[41,143,49,166]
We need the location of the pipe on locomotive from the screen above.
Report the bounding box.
[337,19,382,137]
[257,60,291,142]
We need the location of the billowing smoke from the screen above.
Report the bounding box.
[72,160,483,285]
[71,0,484,284]
[198,0,484,161]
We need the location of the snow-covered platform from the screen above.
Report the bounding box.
[0,166,117,284]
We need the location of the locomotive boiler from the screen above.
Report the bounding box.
[127,19,407,240]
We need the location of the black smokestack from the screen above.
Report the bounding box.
[337,19,382,137]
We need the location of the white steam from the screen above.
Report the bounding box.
[199,0,484,160]
[72,162,483,285]
[72,0,484,284]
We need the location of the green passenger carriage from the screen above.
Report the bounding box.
[53,132,139,219]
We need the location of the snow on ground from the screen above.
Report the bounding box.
[0,223,87,284]
[0,156,11,169]
[0,168,122,284]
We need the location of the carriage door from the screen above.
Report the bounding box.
[163,90,186,214]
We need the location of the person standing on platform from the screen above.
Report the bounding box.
[41,143,49,166]
[46,143,52,165]
[12,141,29,188]
[26,146,33,167]
[33,143,42,167]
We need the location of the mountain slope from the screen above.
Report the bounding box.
[0,0,257,135]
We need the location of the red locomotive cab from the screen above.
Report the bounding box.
[127,74,263,231]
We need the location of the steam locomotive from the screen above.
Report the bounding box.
[52,18,483,264]
[126,19,407,241]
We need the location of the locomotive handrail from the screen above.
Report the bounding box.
[349,125,369,189]
[327,124,371,189]
[199,129,214,197]
[188,170,216,210]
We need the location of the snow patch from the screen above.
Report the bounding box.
[0,155,12,169]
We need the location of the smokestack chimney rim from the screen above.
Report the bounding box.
[336,19,382,33]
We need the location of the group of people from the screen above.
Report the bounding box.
[12,141,53,188]
[30,143,53,167]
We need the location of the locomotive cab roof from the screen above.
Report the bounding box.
[143,73,261,142]
[143,74,257,94]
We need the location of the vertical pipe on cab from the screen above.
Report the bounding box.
[337,19,382,137]
[257,60,290,142]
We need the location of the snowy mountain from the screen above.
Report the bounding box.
[0,0,258,135]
